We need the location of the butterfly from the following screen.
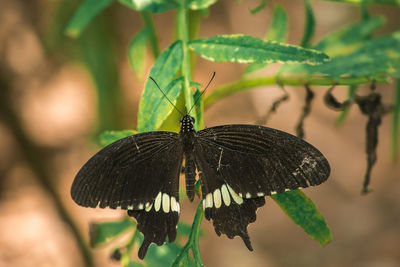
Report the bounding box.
[71,113,330,259]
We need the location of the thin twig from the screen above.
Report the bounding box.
[256,83,289,125]
[296,84,314,139]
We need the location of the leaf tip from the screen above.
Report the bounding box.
[318,232,332,247]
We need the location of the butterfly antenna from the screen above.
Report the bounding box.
[149,77,184,116]
[188,72,216,115]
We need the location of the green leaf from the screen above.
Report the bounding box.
[145,240,183,267]
[89,217,135,247]
[250,0,268,14]
[192,86,204,130]
[283,31,400,79]
[172,203,204,267]
[319,0,400,6]
[147,77,184,131]
[65,0,114,38]
[141,12,160,58]
[300,0,316,47]
[158,91,185,133]
[313,16,385,57]
[313,32,400,78]
[118,0,178,13]
[271,190,332,246]
[125,261,144,267]
[99,130,137,146]
[392,79,400,160]
[177,221,204,237]
[187,0,218,10]
[177,222,194,237]
[137,41,183,132]
[128,28,150,79]
[266,4,289,43]
[188,34,329,65]
[245,4,288,74]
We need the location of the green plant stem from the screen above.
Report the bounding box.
[141,11,160,58]
[172,202,204,267]
[360,1,370,21]
[191,202,204,265]
[204,75,386,109]
[188,10,202,73]
[177,0,194,115]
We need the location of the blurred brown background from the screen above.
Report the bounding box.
[0,0,399,266]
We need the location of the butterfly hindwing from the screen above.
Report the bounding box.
[128,190,180,259]
[196,124,330,197]
[206,196,265,250]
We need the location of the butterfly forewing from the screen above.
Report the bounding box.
[71,131,182,210]
[196,124,330,197]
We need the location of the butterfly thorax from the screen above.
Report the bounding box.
[179,115,195,133]
[180,115,196,154]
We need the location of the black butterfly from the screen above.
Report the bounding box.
[71,113,330,259]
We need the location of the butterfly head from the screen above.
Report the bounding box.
[180,115,195,133]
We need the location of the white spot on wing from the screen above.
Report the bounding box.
[162,193,170,213]
[171,197,177,212]
[226,184,243,205]
[205,193,213,208]
[245,192,252,198]
[221,184,231,206]
[154,192,162,212]
[213,189,222,208]
[145,202,152,212]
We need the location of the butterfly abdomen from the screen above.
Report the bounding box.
[184,157,196,201]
